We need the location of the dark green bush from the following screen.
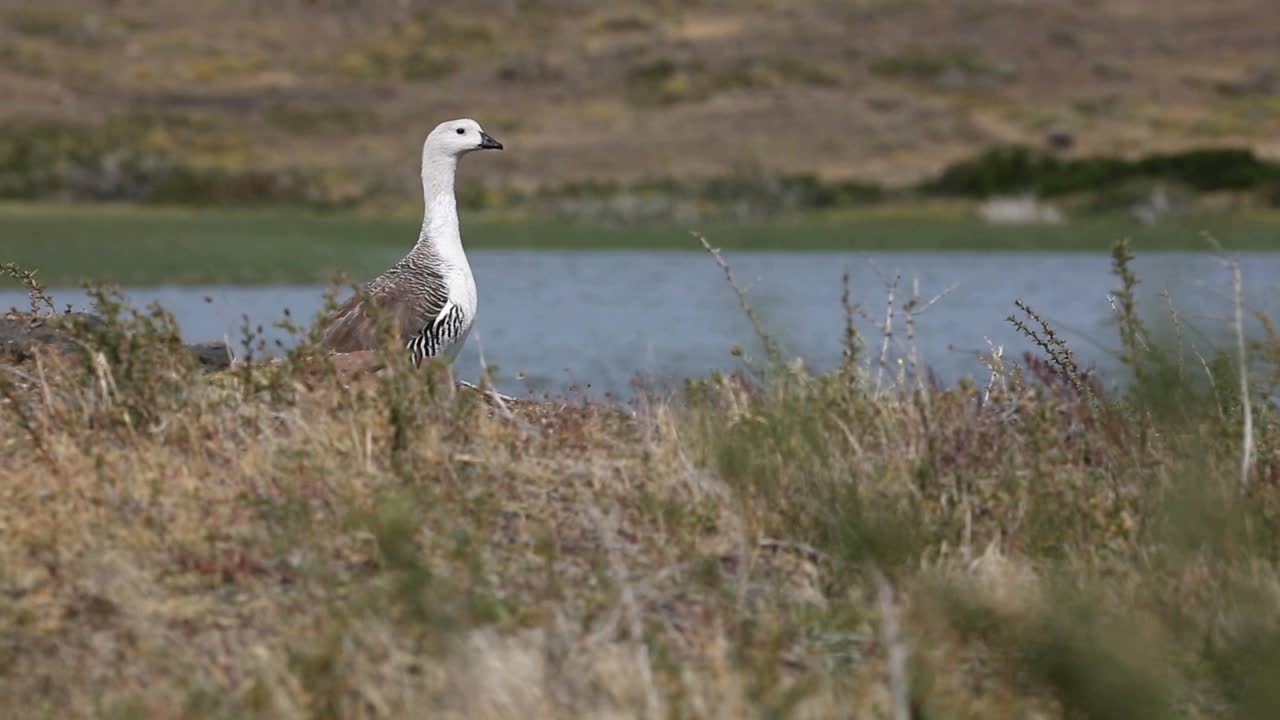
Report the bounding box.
[920,145,1280,198]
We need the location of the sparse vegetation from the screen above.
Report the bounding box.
[262,104,376,134]
[625,56,841,106]
[4,111,1278,213]
[586,9,657,34]
[870,45,1011,89]
[335,11,492,82]
[6,8,95,46]
[0,119,371,207]
[0,1,1275,195]
[2,241,1279,718]
[714,57,843,92]
[186,51,267,83]
[625,58,712,106]
[0,38,47,75]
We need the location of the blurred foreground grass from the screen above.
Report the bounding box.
[2,244,1280,718]
[1,201,1278,286]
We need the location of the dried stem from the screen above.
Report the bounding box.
[902,276,955,405]
[693,232,781,367]
[980,337,1007,405]
[0,367,58,471]
[1226,258,1253,486]
[1109,239,1149,360]
[1008,299,1091,402]
[840,269,863,372]
[905,276,923,400]
[1162,289,1185,382]
[1,262,56,317]
[875,274,899,395]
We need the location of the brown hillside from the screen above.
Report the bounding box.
[3,0,1279,195]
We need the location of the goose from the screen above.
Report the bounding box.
[320,118,502,367]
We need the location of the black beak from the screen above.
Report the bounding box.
[478,131,503,150]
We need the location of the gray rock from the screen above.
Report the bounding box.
[0,313,100,364]
[0,313,232,370]
[186,340,233,370]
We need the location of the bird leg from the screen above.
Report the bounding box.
[456,380,520,407]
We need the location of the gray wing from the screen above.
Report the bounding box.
[319,284,441,354]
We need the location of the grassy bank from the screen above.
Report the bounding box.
[2,247,1280,718]
[2,202,1278,286]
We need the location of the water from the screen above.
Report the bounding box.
[4,250,1278,398]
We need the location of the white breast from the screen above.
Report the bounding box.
[438,261,478,360]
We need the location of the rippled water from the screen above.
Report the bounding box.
[4,251,1278,397]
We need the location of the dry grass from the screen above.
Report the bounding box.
[3,247,1280,718]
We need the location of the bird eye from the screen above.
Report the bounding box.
[456,128,465,135]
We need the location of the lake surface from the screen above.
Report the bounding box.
[4,251,1278,398]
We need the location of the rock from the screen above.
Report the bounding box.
[1045,126,1074,151]
[0,313,101,365]
[0,313,233,371]
[187,341,233,371]
[977,195,1064,226]
[1130,184,1173,225]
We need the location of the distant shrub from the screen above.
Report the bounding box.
[0,39,48,75]
[870,46,1012,89]
[718,58,842,91]
[871,47,983,80]
[625,59,712,106]
[1134,148,1278,191]
[531,173,884,222]
[0,120,370,207]
[263,104,375,133]
[186,52,265,82]
[627,56,840,107]
[338,45,456,82]
[6,8,95,46]
[1267,180,1280,208]
[397,47,457,82]
[336,12,491,83]
[920,145,1280,198]
[586,10,656,33]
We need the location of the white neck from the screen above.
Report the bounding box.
[413,153,466,265]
